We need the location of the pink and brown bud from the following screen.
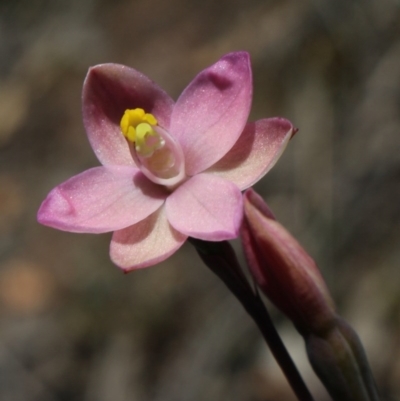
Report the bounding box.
[241,188,336,336]
[241,189,380,401]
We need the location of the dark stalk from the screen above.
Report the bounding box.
[189,238,315,401]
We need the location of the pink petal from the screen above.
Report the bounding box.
[110,207,187,271]
[37,166,167,233]
[170,52,252,176]
[207,118,294,189]
[165,174,243,241]
[82,64,175,166]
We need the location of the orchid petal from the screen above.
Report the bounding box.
[37,166,167,233]
[110,207,187,271]
[165,174,243,240]
[208,118,294,189]
[170,52,252,175]
[83,64,175,166]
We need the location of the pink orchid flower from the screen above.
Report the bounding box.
[37,52,295,271]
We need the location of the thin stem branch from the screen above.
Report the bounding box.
[246,293,315,401]
[190,238,315,401]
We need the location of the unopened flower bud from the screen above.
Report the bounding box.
[241,189,380,401]
[241,188,336,336]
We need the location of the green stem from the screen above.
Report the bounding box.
[190,238,315,401]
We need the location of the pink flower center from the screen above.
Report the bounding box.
[120,109,185,187]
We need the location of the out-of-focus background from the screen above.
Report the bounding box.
[0,0,399,400]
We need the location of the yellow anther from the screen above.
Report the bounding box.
[143,113,157,126]
[126,126,136,142]
[120,108,158,142]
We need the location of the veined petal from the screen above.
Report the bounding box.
[110,207,187,271]
[165,174,243,241]
[170,52,252,175]
[37,166,167,233]
[208,118,294,189]
[83,64,175,166]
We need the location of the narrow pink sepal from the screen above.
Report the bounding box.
[170,52,252,176]
[82,64,175,167]
[208,118,294,190]
[110,207,187,271]
[165,174,243,241]
[37,166,167,233]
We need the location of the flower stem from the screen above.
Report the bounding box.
[189,238,315,401]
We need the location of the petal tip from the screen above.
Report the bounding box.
[110,239,185,272]
[37,188,73,229]
[222,50,251,65]
[219,51,252,79]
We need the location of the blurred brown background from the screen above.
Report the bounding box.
[0,0,399,400]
